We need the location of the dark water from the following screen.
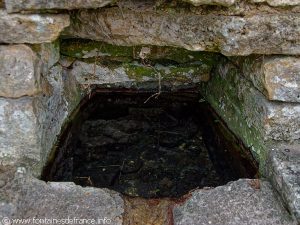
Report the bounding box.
[42,91,257,198]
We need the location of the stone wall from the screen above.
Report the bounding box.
[0,0,299,222]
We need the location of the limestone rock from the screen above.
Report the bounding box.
[251,0,300,6]
[0,45,41,98]
[71,61,133,86]
[238,56,300,103]
[0,170,124,225]
[266,146,300,223]
[0,98,41,170]
[5,0,114,13]
[63,7,300,56]
[183,0,236,6]
[262,57,300,102]
[173,179,296,225]
[0,10,69,44]
[70,60,211,88]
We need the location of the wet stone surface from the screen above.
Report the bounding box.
[44,92,257,198]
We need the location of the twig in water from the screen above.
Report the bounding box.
[144,70,162,103]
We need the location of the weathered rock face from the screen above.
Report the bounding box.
[5,0,114,13]
[63,7,300,56]
[0,45,41,98]
[0,10,69,44]
[173,179,296,225]
[183,0,235,6]
[0,168,124,225]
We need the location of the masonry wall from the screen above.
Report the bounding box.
[0,0,300,220]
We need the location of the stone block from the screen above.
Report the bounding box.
[5,0,114,13]
[0,45,41,98]
[0,10,69,44]
[237,56,300,103]
[70,60,211,88]
[173,179,296,225]
[0,97,41,171]
[63,7,300,56]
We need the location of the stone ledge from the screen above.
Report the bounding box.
[63,8,300,56]
[0,10,69,44]
[5,0,114,13]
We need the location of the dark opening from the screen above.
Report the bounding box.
[42,90,258,198]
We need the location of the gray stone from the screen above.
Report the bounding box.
[63,7,300,56]
[173,179,297,225]
[0,97,41,170]
[5,0,114,13]
[71,61,133,86]
[0,10,69,44]
[237,56,300,103]
[266,145,300,223]
[0,45,41,98]
[183,0,236,6]
[0,169,124,225]
[251,0,300,6]
[70,60,211,89]
[262,57,300,102]
[0,65,76,176]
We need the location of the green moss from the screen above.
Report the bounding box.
[199,57,267,174]
[60,39,219,65]
[123,62,211,82]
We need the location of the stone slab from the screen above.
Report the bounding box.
[266,145,300,223]
[0,169,124,225]
[63,7,300,56]
[5,0,113,13]
[70,60,211,88]
[0,45,41,98]
[0,10,69,44]
[173,179,297,225]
